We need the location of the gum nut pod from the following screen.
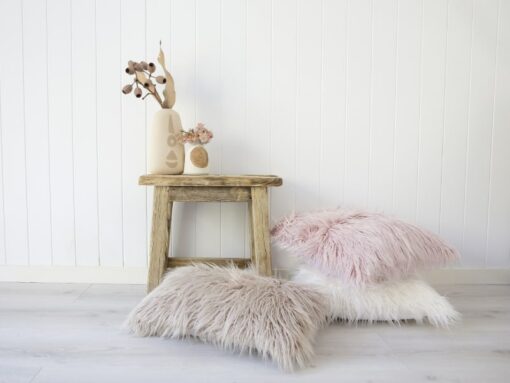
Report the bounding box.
[143,79,154,88]
[141,61,149,70]
[122,84,133,94]
[148,62,156,73]
[134,63,144,72]
[155,76,166,84]
[125,60,135,74]
[134,88,142,98]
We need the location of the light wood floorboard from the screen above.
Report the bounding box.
[1,283,509,383]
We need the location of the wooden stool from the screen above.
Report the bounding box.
[139,174,283,292]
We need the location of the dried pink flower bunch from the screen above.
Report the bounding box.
[180,123,214,145]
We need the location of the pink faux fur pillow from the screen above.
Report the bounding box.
[271,209,459,285]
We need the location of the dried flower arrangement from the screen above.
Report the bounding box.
[180,123,213,145]
[122,42,176,109]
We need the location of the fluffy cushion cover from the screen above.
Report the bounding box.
[293,265,460,327]
[271,209,459,285]
[125,264,328,371]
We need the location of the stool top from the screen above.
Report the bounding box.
[139,174,283,187]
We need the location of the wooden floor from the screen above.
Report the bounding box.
[1,283,509,383]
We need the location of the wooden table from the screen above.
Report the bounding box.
[139,174,283,292]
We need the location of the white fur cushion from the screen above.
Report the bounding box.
[125,264,328,371]
[293,265,460,327]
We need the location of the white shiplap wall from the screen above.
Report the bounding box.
[0,0,509,273]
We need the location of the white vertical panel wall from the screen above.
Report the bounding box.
[0,0,509,271]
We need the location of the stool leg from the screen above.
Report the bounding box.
[249,187,272,276]
[147,186,173,292]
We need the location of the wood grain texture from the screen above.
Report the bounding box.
[247,196,256,266]
[249,187,272,276]
[167,187,251,202]
[147,187,172,292]
[167,257,250,268]
[145,180,279,290]
[139,174,283,187]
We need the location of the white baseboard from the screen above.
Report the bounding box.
[418,268,510,285]
[0,265,509,285]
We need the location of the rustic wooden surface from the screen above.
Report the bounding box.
[249,187,272,276]
[139,174,282,187]
[167,257,250,268]
[143,175,281,291]
[166,186,251,202]
[147,187,172,292]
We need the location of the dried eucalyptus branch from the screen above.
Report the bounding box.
[121,52,169,109]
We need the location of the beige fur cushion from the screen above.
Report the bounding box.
[125,264,328,371]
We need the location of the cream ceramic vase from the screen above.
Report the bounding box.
[183,143,209,175]
[148,109,184,174]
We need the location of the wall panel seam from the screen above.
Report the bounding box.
[342,0,349,202]
[318,0,325,206]
[414,0,425,223]
[21,0,30,264]
[294,0,299,214]
[45,0,54,265]
[70,0,78,266]
[485,0,502,265]
[391,0,400,211]
[0,81,6,262]
[439,0,451,235]
[94,0,101,266]
[368,0,374,208]
[119,0,125,268]
[461,0,476,256]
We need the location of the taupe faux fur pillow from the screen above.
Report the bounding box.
[125,264,328,371]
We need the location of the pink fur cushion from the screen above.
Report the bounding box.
[271,209,459,285]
